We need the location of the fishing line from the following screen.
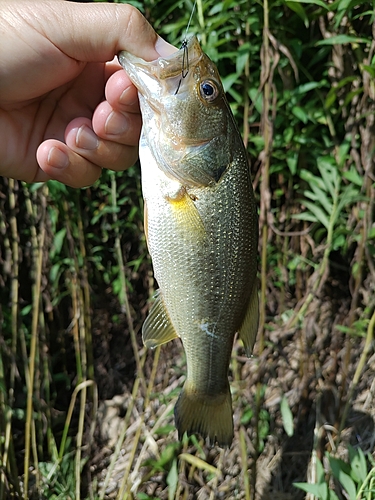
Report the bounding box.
[185,0,197,40]
[174,0,198,95]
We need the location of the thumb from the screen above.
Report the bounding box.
[36,1,175,62]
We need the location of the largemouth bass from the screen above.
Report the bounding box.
[118,36,258,446]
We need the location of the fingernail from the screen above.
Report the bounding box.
[105,111,129,135]
[76,125,99,150]
[47,147,69,169]
[119,87,138,106]
[155,36,178,57]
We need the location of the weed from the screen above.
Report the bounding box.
[294,446,375,500]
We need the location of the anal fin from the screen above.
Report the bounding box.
[142,290,178,349]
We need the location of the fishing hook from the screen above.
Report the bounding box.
[174,39,189,95]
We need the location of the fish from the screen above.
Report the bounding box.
[118,36,258,446]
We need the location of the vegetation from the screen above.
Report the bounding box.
[1,0,374,498]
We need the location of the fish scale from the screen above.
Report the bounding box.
[118,36,259,446]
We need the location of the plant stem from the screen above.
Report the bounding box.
[338,305,375,437]
[24,184,47,497]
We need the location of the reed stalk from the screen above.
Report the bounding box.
[252,0,272,496]
[23,184,47,497]
[1,179,20,497]
[339,305,375,437]
[239,426,251,500]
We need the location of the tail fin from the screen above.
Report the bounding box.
[174,382,234,447]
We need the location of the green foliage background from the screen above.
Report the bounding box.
[1,0,375,499]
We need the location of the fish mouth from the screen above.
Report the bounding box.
[118,36,204,103]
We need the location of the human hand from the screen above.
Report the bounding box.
[0,0,175,187]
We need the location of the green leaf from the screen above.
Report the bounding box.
[46,179,69,195]
[361,64,375,78]
[293,482,325,498]
[337,0,352,10]
[317,158,340,198]
[329,456,357,499]
[286,154,298,175]
[316,456,326,484]
[153,424,176,436]
[179,454,222,477]
[143,442,180,472]
[292,105,309,123]
[333,233,346,251]
[27,181,47,193]
[337,140,351,167]
[305,186,333,215]
[302,200,330,229]
[221,72,240,93]
[294,81,327,95]
[280,396,294,437]
[49,262,64,286]
[316,35,369,46]
[336,185,361,216]
[21,304,33,316]
[249,88,263,113]
[292,212,319,223]
[329,491,341,500]
[286,0,329,9]
[343,88,364,107]
[167,458,178,500]
[50,228,67,258]
[0,380,7,396]
[236,43,250,75]
[325,90,337,109]
[241,406,254,425]
[300,168,327,192]
[285,1,309,27]
[348,446,368,484]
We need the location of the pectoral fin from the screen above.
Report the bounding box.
[142,290,178,349]
[168,190,206,243]
[238,283,259,357]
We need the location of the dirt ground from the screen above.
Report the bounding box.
[87,269,374,499]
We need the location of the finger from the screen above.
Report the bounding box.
[93,71,141,143]
[65,118,140,170]
[93,101,141,146]
[36,140,102,188]
[104,70,140,113]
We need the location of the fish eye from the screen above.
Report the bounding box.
[199,80,220,102]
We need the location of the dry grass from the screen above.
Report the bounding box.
[92,289,374,499]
